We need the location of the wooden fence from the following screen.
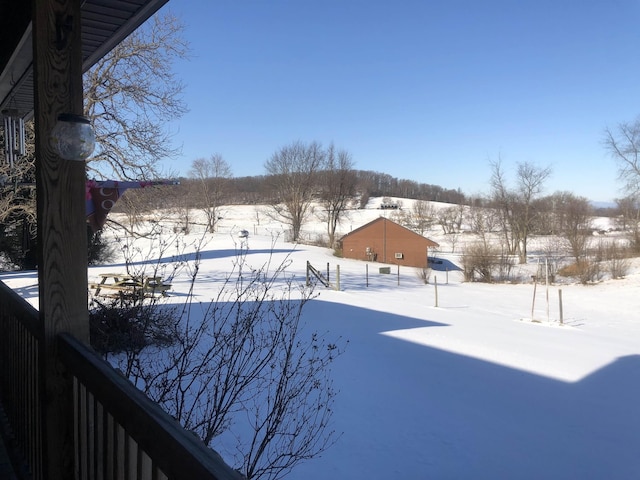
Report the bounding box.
[0,280,243,480]
[306,261,332,288]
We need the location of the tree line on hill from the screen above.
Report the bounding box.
[176,170,466,206]
[112,146,632,258]
[108,141,466,247]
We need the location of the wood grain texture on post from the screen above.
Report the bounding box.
[33,0,89,478]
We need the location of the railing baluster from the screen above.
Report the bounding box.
[140,451,152,480]
[117,423,125,480]
[126,435,134,480]
[106,413,115,480]
[75,377,84,480]
[80,382,88,479]
[96,400,105,480]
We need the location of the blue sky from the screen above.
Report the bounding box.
[164,1,640,203]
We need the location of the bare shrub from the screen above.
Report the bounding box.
[603,239,632,279]
[416,266,431,284]
[462,241,518,283]
[558,260,602,284]
[89,296,178,368]
[311,233,330,248]
[462,243,496,282]
[100,237,345,480]
[496,250,516,281]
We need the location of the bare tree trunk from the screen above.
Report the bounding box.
[265,141,326,242]
[321,145,356,247]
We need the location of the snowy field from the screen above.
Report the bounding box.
[2,199,640,479]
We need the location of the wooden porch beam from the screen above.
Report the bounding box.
[33,0,89,477]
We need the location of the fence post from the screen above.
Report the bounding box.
[531,276,538,322]
[306,261,310,287]
[558,289,563,325]
[327,262,330,283]
[545,258,550,322]
[366,264,369,287]
[336,265,340,291]
[434,276,439,307]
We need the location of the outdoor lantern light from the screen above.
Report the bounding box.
[50,113,95,161]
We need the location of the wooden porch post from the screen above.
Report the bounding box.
[33,0,89,478]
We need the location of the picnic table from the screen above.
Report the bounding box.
[89,272,171,299]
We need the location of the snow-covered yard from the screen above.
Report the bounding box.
[3,201,639,479]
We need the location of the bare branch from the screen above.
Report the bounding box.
[604,119,640,196]
[84,11,190,180]
[265,141,327,242]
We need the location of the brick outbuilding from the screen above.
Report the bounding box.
[339,217,439,268]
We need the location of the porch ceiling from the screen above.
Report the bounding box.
[0,0,169,119]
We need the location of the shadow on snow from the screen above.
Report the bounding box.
[293,300,640,480]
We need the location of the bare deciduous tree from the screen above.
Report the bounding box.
[467,201,498,249]
[409,200,436,236]
[319,144,356,247]
[0,120,35,225]
[0,120,37,268]
[614,196,639,231]
[395,200,436,236]
[604,118,640,196]
[437,206,463,235]
[490,158,551,263]
[2,13,187,267]
[168,183,195,234]
[602,118,640,252]
[84,11,189,180]
[489,159,518,255]
[189,154,233,232]
[553,192,593,262]
[114,191,145,232]
[265,141,326,242]
[615,195,640,251]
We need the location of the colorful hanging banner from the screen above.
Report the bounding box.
[86,179,179,232]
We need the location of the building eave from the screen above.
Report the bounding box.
[0,0,169,118]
